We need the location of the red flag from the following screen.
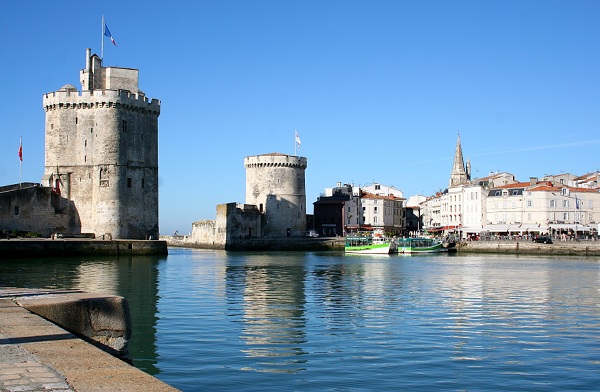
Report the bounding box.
[18,140,22,161]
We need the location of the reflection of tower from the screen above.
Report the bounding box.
[42,48,161,239]
[225,255,307,373]
[244,153,307,237]
[449,133,471,187]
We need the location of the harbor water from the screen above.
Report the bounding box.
[1,247,600,391]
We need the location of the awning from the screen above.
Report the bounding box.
[483,224,548,233]
[549,224,592,232]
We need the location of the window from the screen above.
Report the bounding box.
[374,207,378,213]
[550,200,556,208]
[375,184,380,190]
[142,178,145,188]
[127,178,132,188]
[527,200,532,207]
[373,216,378,223]
[122,120,128,133]
[14,206,19,215]
[563,212,569,220]
[562,200,569,208]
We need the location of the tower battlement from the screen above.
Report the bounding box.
[43,88,160,114]
[244,153,307,169]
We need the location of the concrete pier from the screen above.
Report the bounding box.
[0,288,178,391]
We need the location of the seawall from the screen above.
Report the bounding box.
[457,240,600,256]
[162,235,345,251]
[0,239,168,259]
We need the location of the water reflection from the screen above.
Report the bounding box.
[225,254,308,373]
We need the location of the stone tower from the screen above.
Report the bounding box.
[42,49,161,239]
[449,133,470,187]
[244,153,307,237]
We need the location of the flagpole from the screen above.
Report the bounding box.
[101,15,105,60]
[19,136,22,189]
[294,130,297,156]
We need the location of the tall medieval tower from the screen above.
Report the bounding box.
[42,49,161,239]
[449,133,471,187]
[244,153,307,237]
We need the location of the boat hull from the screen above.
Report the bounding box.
[395,238,443,254]
[345,243,391,254]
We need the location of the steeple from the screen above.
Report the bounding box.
[449,132,469,187]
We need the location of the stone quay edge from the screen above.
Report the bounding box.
[0,238,168,259]
[457,239,600,256]
[0,287,179,392]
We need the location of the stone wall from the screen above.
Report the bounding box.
[0,184,77,236]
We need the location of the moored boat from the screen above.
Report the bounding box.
[345,236,391,254]
[396,237,443,254]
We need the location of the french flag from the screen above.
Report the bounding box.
[104,22,117,46]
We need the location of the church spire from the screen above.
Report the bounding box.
[449,132,468,187]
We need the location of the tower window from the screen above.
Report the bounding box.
[141,178,145,188]
[75,117,78,124]
[90,128,93,133]
[127,178,132,188]
[122,120,128,133]
[14,206,19,215]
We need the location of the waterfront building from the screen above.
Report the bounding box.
[360,192,405,235]
[484,177,600,237]
[314,183,362,237]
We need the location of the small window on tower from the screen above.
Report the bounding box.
[127,178,132,188]
[14,206,19,215]
[75,117,78,124]
[122,120,128,133]
[141,178,145,188]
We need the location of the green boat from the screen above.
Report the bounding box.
[396,237,443,254]
[345,236,392,254]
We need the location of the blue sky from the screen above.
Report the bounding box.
[1,1,599,235]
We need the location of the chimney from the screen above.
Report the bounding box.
[529,177,538,186]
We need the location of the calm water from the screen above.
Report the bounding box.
[2,248,600,391]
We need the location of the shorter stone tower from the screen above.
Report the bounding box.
[244,153,307,237]
[42,49,161,239]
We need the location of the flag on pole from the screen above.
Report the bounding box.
[18,138,22,161]
[295,131,301,149]
[104,22,117,46]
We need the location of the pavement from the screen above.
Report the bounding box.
[0,290,179,392]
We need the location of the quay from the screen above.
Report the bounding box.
[0,287,178,391]
[457,239,600,256]
[163,235,345,251]
[0,238,168,260]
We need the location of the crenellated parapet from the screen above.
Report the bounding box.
[43,88,160,115]
[244,153,307,169]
